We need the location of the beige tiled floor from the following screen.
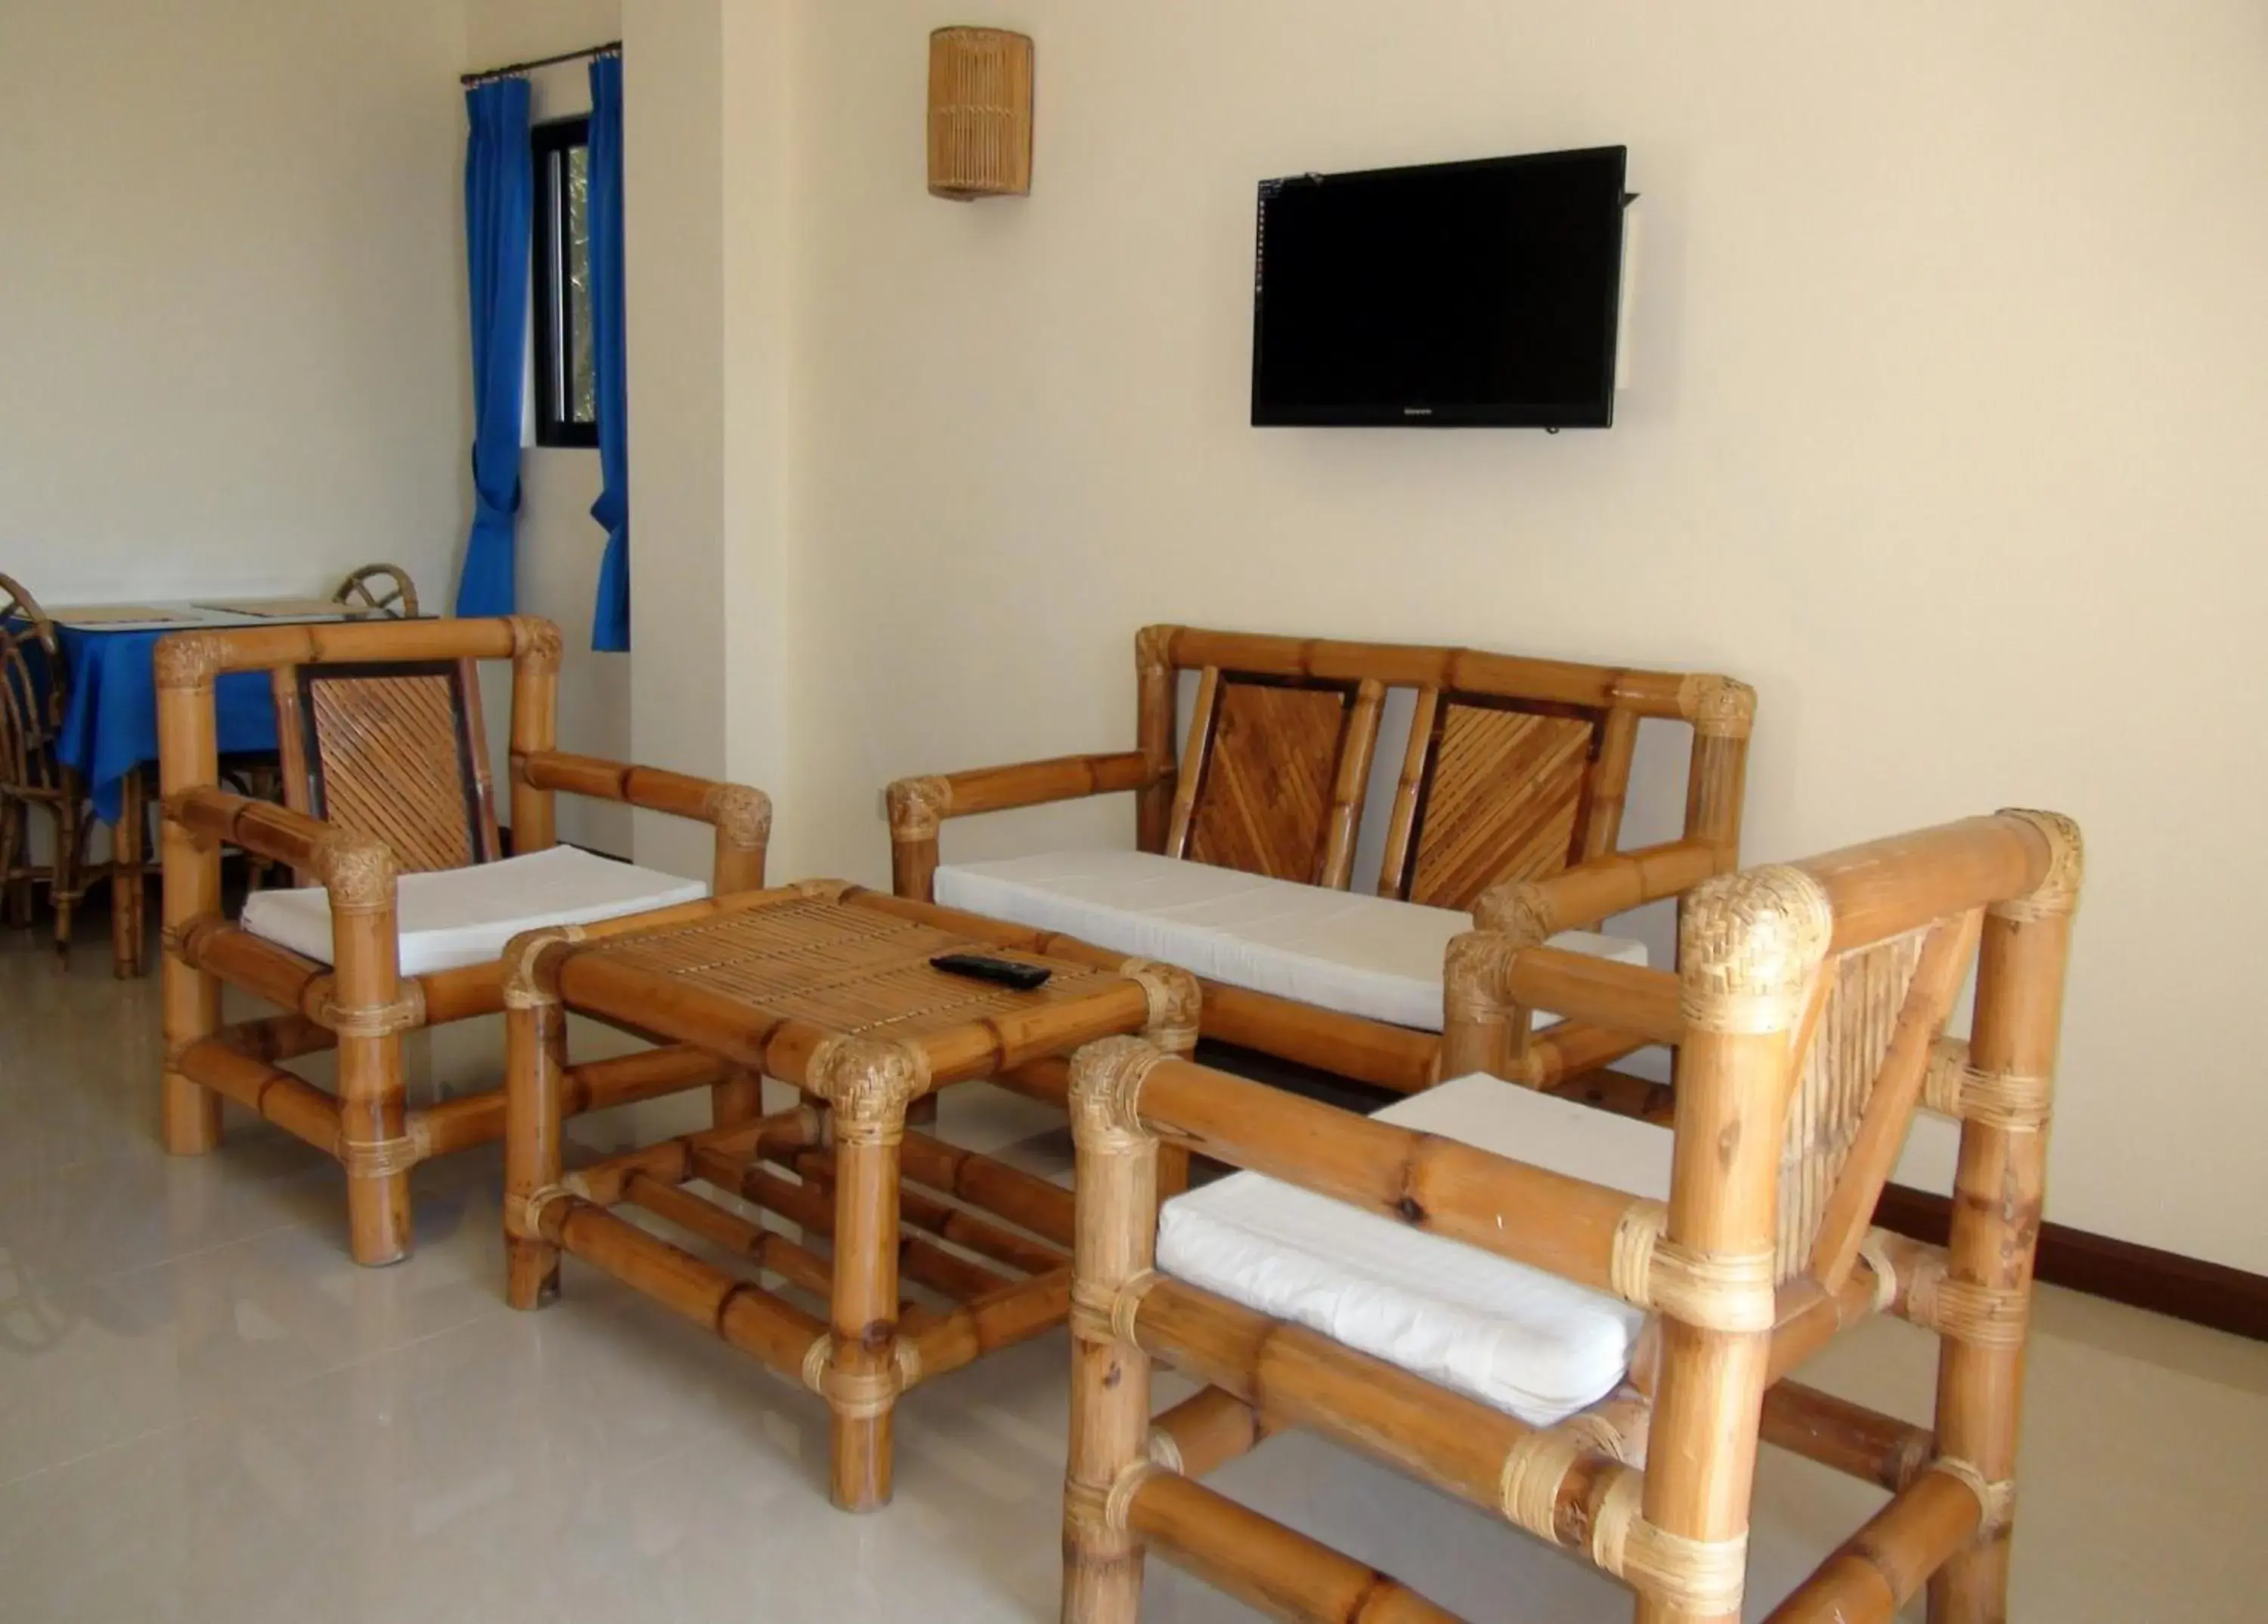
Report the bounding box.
[3,928,2265,1622]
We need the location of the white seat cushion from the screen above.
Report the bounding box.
[240,845,709,977]
[934,848,1645,1030]
[1157,1074,1673,1426]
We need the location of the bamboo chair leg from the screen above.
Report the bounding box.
[339,1032,411,1266]
[51,798,81,957]
[1637,872,1825,1624]
[711,1063,764,1131]
[505,996,569,1308]
[57,797,89,957]
[110,770,144,978]
[333,873,411,1267]
[1928,821,2075,1624]
[1062,1038,1164,1624]
[1140,966,1199,1199]
[159,812,223,1156]
[0,801,24,927]
[822,1065,910,1513]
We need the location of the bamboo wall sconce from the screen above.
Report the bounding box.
[928,27,1033,200]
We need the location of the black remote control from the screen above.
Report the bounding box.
[930,953,1052,991]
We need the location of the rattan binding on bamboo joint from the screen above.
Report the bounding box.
[500,925,584,1009]
[1902,1257,2031,1349]
[1118,960,1201,1052]
[1068,1269,1159,1347]
[315,841,396,913]
[1678,864,1833,1033]
[511,1183,572,1240]
[151,633,229,690]
[507,615,564,669]
[1610,1200,1778,1332]
[1931,1456,2019,1539]
[1588,1473,1749,1615]
[884,776,951,841]
[1441,932,1526,1027]
[339,1135,422,1179]
[1991,807,2084,922]
[1067,1036,1170,1152]
[1857,1229,1903,1312]
[1923,1037,2053,1130]
[799,1336,922,1418]
[804,1037,931,1143]
[1498,1413,1639,1539]
[1470,881,1556,945]
[702,783,773,847]
[317,993,424,1039]
[1064,1461,1158,1535]
[1675,673,1758,740]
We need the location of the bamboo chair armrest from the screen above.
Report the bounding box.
[1447,934,1684,1046]
[885,750,1159,838]
[1472,837,1728,939]
[516,751,773,850]
[166,786,397,900]
[1080,1046,1656,1306]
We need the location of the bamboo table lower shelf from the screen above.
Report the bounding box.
[499,879,1198,1511]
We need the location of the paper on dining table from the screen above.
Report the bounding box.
[195,597,370,619]
[51,604,204,626]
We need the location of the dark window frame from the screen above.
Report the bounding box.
[531,116,597,449]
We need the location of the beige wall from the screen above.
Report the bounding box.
[463,0,629,854]
[615,0,798,877]
[0,0,466,607]
[750,2,2268,1270]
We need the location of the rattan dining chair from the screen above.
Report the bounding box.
[1061,810,2080,1624]
[0,573,93,953]
[156,615,773,1266]
[332,563,419,619]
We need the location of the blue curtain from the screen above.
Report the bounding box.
[587,55,631,650]
[454,78,533,618]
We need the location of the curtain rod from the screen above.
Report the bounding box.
[461,39,620,88]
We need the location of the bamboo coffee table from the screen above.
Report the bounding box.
[498,879,1198,1511]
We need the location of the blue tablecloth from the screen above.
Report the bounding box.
[55,627,278,824]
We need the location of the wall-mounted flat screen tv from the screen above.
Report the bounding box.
[1251,145,1628,428]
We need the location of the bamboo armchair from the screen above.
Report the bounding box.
[888,626,1754,1094]
[155,615,773,1266]
[1060,809,2081,1624]
[0,573,91,951]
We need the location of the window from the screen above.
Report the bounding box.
[531,117,597,448]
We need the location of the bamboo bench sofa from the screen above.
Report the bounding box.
[153,615,771,1265]
[888,626,1755,1096]
[1061,808,2081,1624]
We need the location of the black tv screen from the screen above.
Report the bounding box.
[1251,145,1628,428]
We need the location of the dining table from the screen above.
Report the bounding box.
[45,597,406,976]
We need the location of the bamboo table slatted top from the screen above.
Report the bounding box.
[524,882,1152,1089]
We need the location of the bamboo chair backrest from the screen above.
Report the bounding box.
[1774,926,1938,1280]
[1378,690,1625,908]
[1162,668,1381,887]
[333,563,420,619]
[1476,814,2070,1288]
[0,573,67,796]
[1138,627,1745,900]
[275,659,500,873]
[1745,820,2064,1287]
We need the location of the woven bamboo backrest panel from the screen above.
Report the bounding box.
[1396,696,1606,909]
[1774,928,1929,1279]
[1173,674,1365,885]
[279,659,500,874]
[590,893,1123,1043]
[0,575,66,796]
